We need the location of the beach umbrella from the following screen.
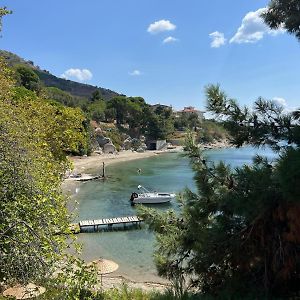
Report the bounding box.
[88,258,119,284]
[3,283,46,299]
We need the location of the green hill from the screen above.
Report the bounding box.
[0,50,121,101]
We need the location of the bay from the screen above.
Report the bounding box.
[74,146,276,281]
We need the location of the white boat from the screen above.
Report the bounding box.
[130,185,175,204]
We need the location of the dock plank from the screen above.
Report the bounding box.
[78,215,142,232]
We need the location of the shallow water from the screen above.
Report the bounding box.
[74,146,276,281]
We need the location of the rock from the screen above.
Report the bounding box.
[131,138,142,151]
[103,143,116,154]
[96,135,111,147]
[123,138,132,150]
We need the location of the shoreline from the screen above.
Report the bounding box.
[67,139,231,178]
[69,149,171,175]
[99,275,170,292]
[62,150,171,194]
[63,149,179,290]
[62,142,230,291]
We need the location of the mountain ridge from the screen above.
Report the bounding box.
[0,50,122,100]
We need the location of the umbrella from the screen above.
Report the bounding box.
[3,283,46,299]
[88,258,119,284]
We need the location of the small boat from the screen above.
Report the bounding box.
[130,185,175,205]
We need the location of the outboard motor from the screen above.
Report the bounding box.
[130,192,138,206]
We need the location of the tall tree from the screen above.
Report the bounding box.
[15,65,42,93]
[106,96,128,125]
[263,0,300,41]
[90,90,102,102]
[0,58,88,284]
[139,85,300,298]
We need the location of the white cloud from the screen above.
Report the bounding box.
[147,19,176,34]
[129,70,142,76]
[209,31,226,48]
[272,97,287,106]
[272,97,287,107]
[163,36,179,44]
[61,68,92,82]
[230,8,284,44]
[272,97,295,112]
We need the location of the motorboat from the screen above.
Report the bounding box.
[130,185,175,205]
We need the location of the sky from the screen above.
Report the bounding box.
[1,0,299,111]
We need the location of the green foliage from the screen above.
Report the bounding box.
[0,58,14,99]
[263,0,300,41]
[104,96,175,140]
[30,281,201,300]
[146,106,175,140]
[0,6,11,33]
[0,58,89,285]
[106,96,146,126]
[43,257,100,300]
[104,128,123,151]
[90,90,103,102]
[14,65,42,93]
[205,84,299,150]
[101,284,198,300]
[277,148,300,201]
[197,120,228,143]
[88,100,107,123]
[140,84,300,298]
[174,113,201,131]
[44,86,87,108]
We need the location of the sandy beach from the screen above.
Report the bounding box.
[67,140,229,177]
[69,150,164,174]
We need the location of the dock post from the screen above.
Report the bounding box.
[102,162,106,178]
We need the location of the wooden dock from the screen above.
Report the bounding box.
[76,215,143,232]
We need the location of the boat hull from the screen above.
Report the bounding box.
[132,193,175,204]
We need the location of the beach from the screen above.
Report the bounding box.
[63,148,184,193]
[70,150,163,174]
[67,140,230,177]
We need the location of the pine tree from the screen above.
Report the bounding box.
[263,0,300,41]
[139,85,300,298]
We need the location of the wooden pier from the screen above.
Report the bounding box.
[75,215,143,232]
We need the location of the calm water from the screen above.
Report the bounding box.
[74,146,276,281]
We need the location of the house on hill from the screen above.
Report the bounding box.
[176,106,204,120]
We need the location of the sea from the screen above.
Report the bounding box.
[73,146,277,282]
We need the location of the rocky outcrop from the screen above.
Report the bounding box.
[103,143,116,154]
[122,137,147,152]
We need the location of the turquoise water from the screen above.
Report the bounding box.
[74,146,276,281]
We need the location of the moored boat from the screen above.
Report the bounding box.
[130,185,175,205]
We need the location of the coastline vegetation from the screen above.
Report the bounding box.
[138,85,300,298]
[1,0,299,299]
[1,50,230,149]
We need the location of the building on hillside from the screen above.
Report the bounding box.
[175,106,205,120]
[146,140,167,151]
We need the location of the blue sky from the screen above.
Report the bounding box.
[1,0,299,111]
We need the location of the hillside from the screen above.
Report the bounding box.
[0,50,121,100]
